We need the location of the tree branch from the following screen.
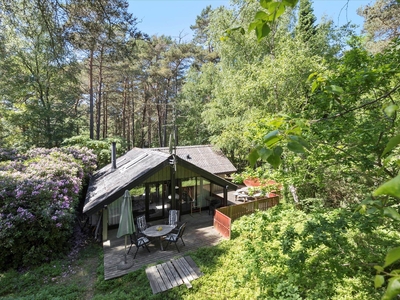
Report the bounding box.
[312,83,400,123]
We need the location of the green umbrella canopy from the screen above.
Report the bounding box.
[117,190,135,238]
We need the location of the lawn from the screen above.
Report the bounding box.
[1,204,395,299]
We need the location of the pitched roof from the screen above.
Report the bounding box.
[83,146,237,216]
[151,145,237,175]
[83,148,169,215]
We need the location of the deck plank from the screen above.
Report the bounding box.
[156,264,173,290]
[145,266,164,294]
[167,260,183,284]
[145,255,205,293]
[163,261,182,287]
[184,256,203,277]
[178,257,199,280]
[171,258,193,288]
[174,257,196,281]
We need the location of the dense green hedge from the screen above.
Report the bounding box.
[0,147,97,270]
[231,204,400,299]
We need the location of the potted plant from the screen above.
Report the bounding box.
[247,187,258,196]
[242,167,267,187]
[231,172,245,185]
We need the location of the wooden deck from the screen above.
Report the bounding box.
[146,256,203,294]
[103,211,223,280]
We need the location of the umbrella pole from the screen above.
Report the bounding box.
[118,234,134,270]
[124,235,127,264]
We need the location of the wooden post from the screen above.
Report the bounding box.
[102,208,108,241]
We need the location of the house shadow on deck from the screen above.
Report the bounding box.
[103,211,224,280]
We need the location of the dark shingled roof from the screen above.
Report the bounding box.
[83,148,169,215]
[151,145,236,175]
[83,145,237,216]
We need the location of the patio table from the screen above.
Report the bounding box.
[143,225,176,251]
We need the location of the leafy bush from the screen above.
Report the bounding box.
[0,147,97,270]
[231,204,399,299]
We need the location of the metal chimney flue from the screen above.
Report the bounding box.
[111,142,117,171]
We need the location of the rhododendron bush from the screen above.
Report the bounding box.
[0,147,97,270]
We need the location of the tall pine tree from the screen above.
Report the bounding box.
[295,0,317,43]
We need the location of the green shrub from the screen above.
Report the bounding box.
[231,204,394,299]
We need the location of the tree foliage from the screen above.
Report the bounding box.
[295,0,317,43]
[0,0,81,148]
[358,0,400,53]
[232,205,396,299]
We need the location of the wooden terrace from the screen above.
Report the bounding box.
[103,210,224,280]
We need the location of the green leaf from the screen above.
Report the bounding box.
[383,207,400,222]
[384,247,400,268]
[256,22,271,41]
[258,147,272,160]
[248,148,260,167]
[267,152,281,168]
[307,72,317,82]
[288,135,310,150]
[382,134,400,157]
[297,136,311,150]
[283,0,299,7]
[272,3,285,19]
[264,136,280,148]
[254,10,269,20]
[311,80,319,92]
[373,174,400,198]
[273,146,283,157]
[287,141,305,153]
[270,117,284,128]
[248,20,261,32]
[384,104,398,117]
[263,130,279,142]
[374,265,384,272]
[264,2,285,20]
[266,2,279,14]
[259,0,274,9]
[330,85,344,94]
[375,275,385,288]
[287,127,302,135]
[382,277,400,300]
[367,207,378,214]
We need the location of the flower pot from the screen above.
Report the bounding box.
[243,178,261,187]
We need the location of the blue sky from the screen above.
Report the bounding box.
[127,0,373,41]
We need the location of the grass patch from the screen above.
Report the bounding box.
[0,242,101,300]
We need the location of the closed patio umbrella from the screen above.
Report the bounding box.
[117,190,135,269]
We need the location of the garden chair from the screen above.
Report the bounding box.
[163,222,187,252]
[128,232,151,258]
[168,209,180,226]
[136,215,150,236]
[165,209,180,233]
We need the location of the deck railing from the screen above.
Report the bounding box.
[213,196,280,239]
